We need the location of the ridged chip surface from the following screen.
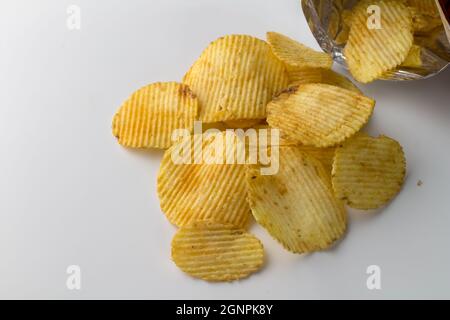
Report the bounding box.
[171,221,264,282]
[332,133,406,210]
[246,146,347,254]
[267,32,333,70]
[112,82,198,149]
[344,0,413,83]
[288,68,361,93]
[266,84,375,147]
[298,146,336,175]
[183,35,288,123]
[157,132,251,228]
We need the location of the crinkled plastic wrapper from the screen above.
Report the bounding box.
[302,0,450,81]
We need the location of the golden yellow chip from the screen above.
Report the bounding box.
[408,0,440,17]
[246,146,347,254]
[266,32,333,70]
[157,132,251,228]
[112,82,198,149]
[266,84,375,147]
[171,221,264,282]
[252,123,298,147]
[332,133,406,210]
[344,0,414,83]
[298,146,335,175]
[401,44,422,68]
[223,119,262,129]
[183,35,288,123]
[288,68,361,93]
[256,119,335,171]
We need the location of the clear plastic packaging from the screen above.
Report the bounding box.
[301,0,450,80]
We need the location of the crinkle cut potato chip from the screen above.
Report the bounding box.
[246,146,347,254]
[266,32,333,70]
[251,123,299,147]
[157,132,251,228]
[288,68,361,93]
[171,221,264,282]
[183,35,289,123]
[344,0,414,83]
[258,118,335,171]
[112,82,198,149]
[332,133,406,210]
[298,146,335,175]
[266,83,375,147]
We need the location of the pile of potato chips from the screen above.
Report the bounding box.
[112,31,406,282]
[341,0,445,83]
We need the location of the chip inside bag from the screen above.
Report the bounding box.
[301,0,450,82]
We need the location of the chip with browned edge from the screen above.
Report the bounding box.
[112,82,198,149]
[267,83,375,147]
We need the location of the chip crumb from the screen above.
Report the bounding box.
[417,180,423,187]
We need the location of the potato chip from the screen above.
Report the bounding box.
[112,82,198,149]
[171,221,264,282]
[344,0,414,83]
[401,44,422,68]
[183,35,288,123]
[266,83,375,147]
[246,146,347,253]
[288,68,361,93]
[266,32,333,70]
[408,0,440,17]
[332,133,406,210]
[223,119,262,129]
[298,146,335,175]
[249,123,298,148]
[255,121,335,171]
[252,91,301,147]
[157,132,251,228]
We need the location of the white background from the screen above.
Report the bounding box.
[1,0,449,299]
